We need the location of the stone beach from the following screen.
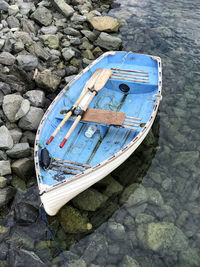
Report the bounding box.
[0,0,200,266]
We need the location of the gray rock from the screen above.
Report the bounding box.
[40,34,59,49]
[125,185,148,207]
[52,0,74,18]
[120,256,140,267]
[9,128,22,144]
[68,259,87,267]
[95,32,122,50]
[0,0,9,11]
[0,242,8,260]
[41,25,58,35]
[64,27,81,36]
[0,161,11,176]
[8,249,45,267]
[0,151,7,160]
[16,55,38,71]
[11,158,34,180]
[31,7,53,26]
[0,82,11,95]
[0,126,13,149]
[179,248,200,267]
[64,75,76,84]
[0,186,16,208]
[18,106,44,130]
[71,13,86,23]
[8,4,19,16]
[0,52,15,65]
[2,94,24,122]
[23,90,45,108]
[7,15,20,28]
[6,143,30,159]
[0,176,7,188]
[21,131,35,146]
[0,39,5,50]
[35,69,61,92]
[18,2,35,15]
[107,221,126,241]
[14,202,39,225]
[28,42,51,61]
[15,99,30,120]
[144,222,189,253]
[7,229,34,250]
[135,213,155,224]
[62,47,75,61]
[72,188,108,211]
[146,187,164,206]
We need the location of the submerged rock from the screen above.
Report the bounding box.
[14,202,39,225]
[120,255,140,267]
[0,186,16,208]
[72,188,108,211]
[59,205,92,233]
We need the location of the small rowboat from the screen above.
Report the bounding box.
[34,51,162,216]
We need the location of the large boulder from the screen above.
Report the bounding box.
[0,126,13,150]
[95,32,122,50]
[89,16,120,32]
[2,94,24,122]
[18,106,44,130]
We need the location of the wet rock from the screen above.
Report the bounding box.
[9,128,22,144]
[120,255,140,267]
[0,52,15,66]
[23,90,45,108]
[95,32,122,50]
[0,126,13,150]
[0,242,8,260]
[107,221,126,241]
[0,176,7,188]
[14,202,39,225]
[11,158,34,180]
[59,205,92,233]
[98,176,123,197]
[11,175,26,191]
[81,233,107,263]
[125,185,148,207]
[8,248,45,267]
[0,161,11,176]
[52,0,74,18]
[179,248,200,267]
[6,143,30,159]
[7,229,35,250]
[62,47,75,61]
[146,187,164,206]
[172,151,199,167]
[2,94,23,122]
[16,55,38,71]
[35,69,61,92]
[18,106,44,130]
[72,188,108,211]
[40,34,59,49]
[31,7,53,26]
[15,99,30,121]
[119,183,139,204]
[89,16,120,32]
[0,186,16,208]
[141,222,189,253]
[0,0,9,12]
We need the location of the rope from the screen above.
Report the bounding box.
[40,205,67,266]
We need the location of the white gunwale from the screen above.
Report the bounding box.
[34,51,162,215]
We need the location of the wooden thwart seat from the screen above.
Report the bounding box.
[70,109,142,130]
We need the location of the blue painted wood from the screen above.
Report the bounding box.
[37,52,160,186]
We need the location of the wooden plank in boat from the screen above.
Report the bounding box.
[81,109,126,125]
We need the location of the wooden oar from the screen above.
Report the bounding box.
[46,69,102,145]
[59,69,112,148]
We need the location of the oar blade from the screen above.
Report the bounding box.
[94,69,112,92]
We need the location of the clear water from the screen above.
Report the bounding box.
[66,0,200,266]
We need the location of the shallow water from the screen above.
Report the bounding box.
[67,0,200,266]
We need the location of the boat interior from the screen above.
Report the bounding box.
[37,53,160,186]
